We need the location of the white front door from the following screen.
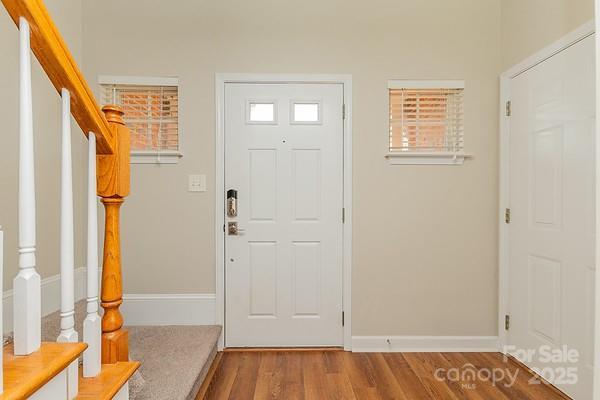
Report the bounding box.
[224,83,344,347]
[507,35,595,399]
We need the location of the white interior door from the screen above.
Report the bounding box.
[224,83,344,347]
[508,35,595,399]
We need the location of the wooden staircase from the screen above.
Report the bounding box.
[0,0,138,398]
[2,341,139,400]
[76,361,140,400]
[2,343,85,399]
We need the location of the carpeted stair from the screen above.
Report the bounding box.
[41,300,221,400]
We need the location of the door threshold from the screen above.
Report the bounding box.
[223,346,344,352]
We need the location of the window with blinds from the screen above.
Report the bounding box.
[388,81,464,156]
[99,77,180,163]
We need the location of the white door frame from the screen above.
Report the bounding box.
[215,74,353,350]
[498,21,595,351]
[595,5,600,398]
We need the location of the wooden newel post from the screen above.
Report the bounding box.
[97,105,130,364]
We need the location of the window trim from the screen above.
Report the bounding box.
[98,75,179,87]
[388,79,465,90]
[98,75,182,164]
[130,150,183,164]
[386,79,470,165]
[385,151,469,165]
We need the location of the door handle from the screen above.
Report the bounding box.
[228,222,245,236]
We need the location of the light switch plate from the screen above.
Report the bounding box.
[188,174,206,192]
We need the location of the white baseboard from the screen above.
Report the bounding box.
[351,335,500,352]
[3,267,87,334]
[3,277,498,345]
[121,294,216,326]
[3,269,216,332]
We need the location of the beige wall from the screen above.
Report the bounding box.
[501,0,594,69]
[83,0,502,336]
[0,0,594,337]
[0,1,87,290]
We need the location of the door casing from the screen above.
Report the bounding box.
[498,20,595,350]
[215,74,353,350]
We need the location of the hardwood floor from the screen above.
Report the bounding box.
[201,351,570,400]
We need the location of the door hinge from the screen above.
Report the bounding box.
[342,311,345,327]
[505,314,510,330]
[223,224,226,232]
[342,208,346,223]
[505,100,511,117]
[342,104,346,120]
[505,208,511,224]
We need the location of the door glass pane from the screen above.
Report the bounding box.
[249,103,275,122]
[293,103,320,122]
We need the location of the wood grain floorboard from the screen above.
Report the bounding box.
[201,351,571,400]
[381,353,432,400]
[441,352,510,400]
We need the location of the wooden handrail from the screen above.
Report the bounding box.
[1,0,115,154]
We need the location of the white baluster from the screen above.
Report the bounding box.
[0,227,4,394]
[14,16,41,356]
[83,132,101,377]
[57,88,78,398]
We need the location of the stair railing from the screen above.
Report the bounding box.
[57,86,78,397]
[1,0,132,396]
[83,131,101,378]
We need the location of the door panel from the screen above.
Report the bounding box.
[248,241,277,317]
[224,83,344,347]
[292,149,321,220]
[508,35,595,399]
[248,149,277,221]
[292,241,321,316]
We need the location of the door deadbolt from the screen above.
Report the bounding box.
[227,189,238,217]
[228,222,245,236]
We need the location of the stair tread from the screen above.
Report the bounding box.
[76,361,140,400]
[128,325,221,399]
[1,342,87,400]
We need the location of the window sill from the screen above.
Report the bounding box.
[385,152,472,165]
[131,151,183,164]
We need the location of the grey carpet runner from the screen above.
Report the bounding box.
[41,300,221,400]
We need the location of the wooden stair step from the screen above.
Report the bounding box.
[1,342,87,400]
[76,361,140,400]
